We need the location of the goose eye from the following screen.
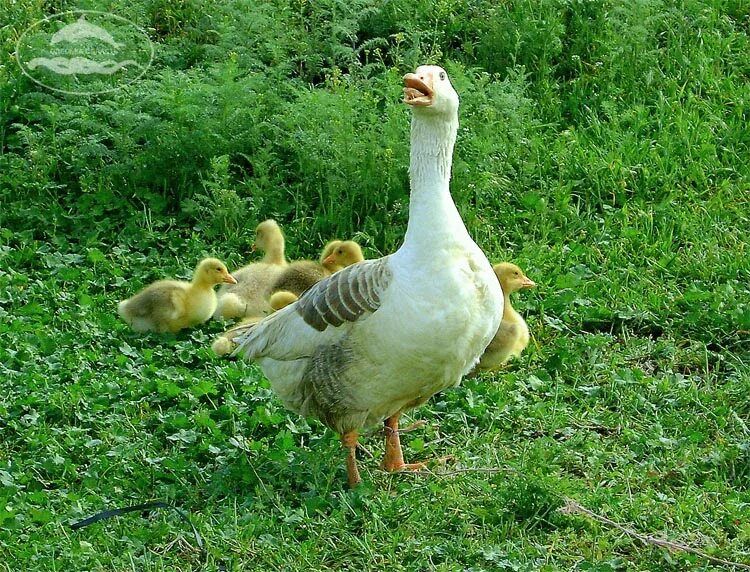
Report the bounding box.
[216,267,222,272]
[439,71,446,80]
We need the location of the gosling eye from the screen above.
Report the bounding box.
[439,71,446,81]
[216,266,222,272]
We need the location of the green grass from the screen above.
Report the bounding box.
[2,0,750,570]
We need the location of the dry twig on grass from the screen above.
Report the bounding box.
[560,497,750,571]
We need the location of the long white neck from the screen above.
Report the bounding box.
[402,109,469,252]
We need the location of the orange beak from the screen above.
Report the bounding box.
[323,254,336,267]
[223,273,238,285]
[521,277,536,288]
[403,73,433,106]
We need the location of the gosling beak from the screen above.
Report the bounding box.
[403,73,433,107]
[223,273,238,285]
[250,243,257,252]
[521,277,536,289]
[323,254,335,267]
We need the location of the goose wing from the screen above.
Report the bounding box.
[232,257,392,361]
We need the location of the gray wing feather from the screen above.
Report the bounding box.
[297,257,392,331]
[232,257,392,361]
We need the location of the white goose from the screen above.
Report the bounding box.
[231,65,503,486]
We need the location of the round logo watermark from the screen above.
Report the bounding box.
[16,10,153,95]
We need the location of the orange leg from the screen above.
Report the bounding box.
[380,413,426,472]
[341,431,361,487]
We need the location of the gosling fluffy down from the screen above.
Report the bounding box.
[476,262,535,370]
[214,219,287,320]
[268,240,364,310]
[119,257,236,333]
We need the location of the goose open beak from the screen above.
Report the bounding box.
[224,273,238,285]
[521,277,536,288]
[403,73,433,106]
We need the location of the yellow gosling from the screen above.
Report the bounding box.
[119,258,236,333]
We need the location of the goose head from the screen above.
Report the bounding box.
[195,258,237,286]
[493,262,535,295]
[403,65,459,116]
